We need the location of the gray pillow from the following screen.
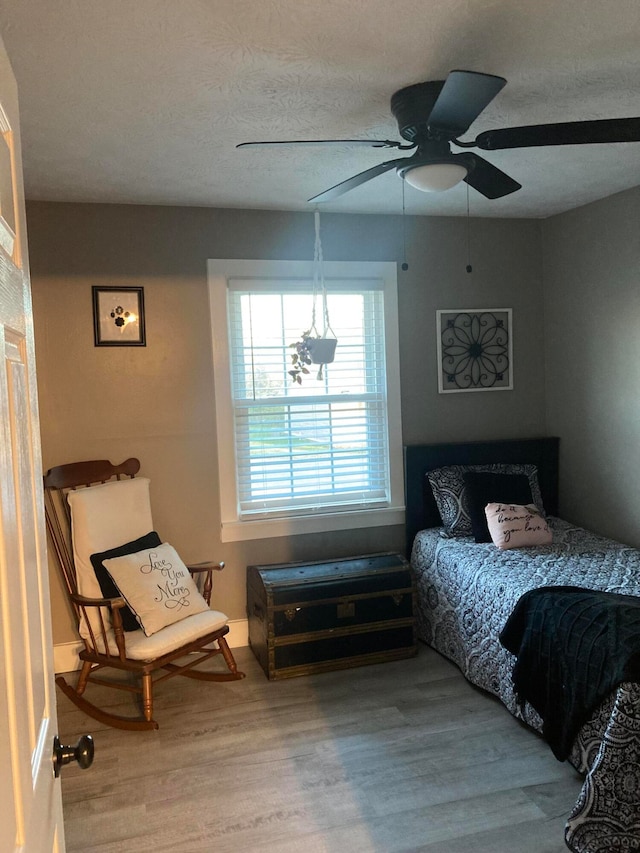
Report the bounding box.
[427,463,545,536]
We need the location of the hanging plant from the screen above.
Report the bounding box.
[288,210,337,383]
[288,329,338,384]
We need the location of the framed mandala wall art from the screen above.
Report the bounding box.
[436,308,512,393]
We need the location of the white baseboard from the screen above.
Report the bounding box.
[54,640,85,675]
[53,618,249,674]
[226,617,248,649]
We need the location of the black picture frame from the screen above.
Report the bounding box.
[436,308,512,393]
[92,286,146,347]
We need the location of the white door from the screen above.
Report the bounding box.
[0,33,66,853]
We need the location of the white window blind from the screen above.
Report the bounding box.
[227,280,390,518]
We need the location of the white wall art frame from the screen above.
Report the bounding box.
[436,308,513,393]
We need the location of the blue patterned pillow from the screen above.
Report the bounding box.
[427,464,545,536]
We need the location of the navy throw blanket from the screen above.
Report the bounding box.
[499,585,640,760]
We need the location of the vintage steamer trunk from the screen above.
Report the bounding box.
[247,552,417,679]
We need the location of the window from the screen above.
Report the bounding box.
[208,259,404,542]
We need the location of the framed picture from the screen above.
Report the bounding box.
[436,308,512,393]
[92,286,146,347]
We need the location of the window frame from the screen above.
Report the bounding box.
[208,258,405,542]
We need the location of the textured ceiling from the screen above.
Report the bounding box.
[1,0,640,217]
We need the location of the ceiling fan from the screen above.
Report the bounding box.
[237,69,640,203]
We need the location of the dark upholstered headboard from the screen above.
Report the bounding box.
[404,437,559,556]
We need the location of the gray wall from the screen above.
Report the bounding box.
[26,201,546,643]
[542,186,640,547]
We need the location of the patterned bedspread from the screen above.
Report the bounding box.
[411,518,640,853]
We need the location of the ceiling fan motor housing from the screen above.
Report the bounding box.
[390,81,447,142]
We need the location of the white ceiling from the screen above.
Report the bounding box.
[1,0,640,218]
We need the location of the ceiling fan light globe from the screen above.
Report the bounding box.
[402,162,468,192]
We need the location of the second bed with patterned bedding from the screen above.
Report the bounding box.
[411,518,640,852]
[404,438,640,853]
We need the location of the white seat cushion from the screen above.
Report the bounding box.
[98,609,229,661]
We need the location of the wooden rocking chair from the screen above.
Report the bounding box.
[44,458,244,731]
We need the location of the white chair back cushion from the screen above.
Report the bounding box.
[67,478,154,640]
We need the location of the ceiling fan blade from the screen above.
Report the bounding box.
[463,153,521,199]
[427,70,506,138]
[237,138,409,149]
[473,117,640,150]
[308,158,407,203]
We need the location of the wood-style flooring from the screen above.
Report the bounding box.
[56,645,583,853]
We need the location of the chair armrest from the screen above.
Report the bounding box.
[186,561,224,605]
[70,592,127,609]
[186,561,225,573]
[70,592,129,660]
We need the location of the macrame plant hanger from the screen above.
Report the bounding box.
[287,209,338,383]
[308,208,337,378]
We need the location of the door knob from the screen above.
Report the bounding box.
[52,734,94,778]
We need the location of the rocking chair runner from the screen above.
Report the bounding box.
[43,458,244,731]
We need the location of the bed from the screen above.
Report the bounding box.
[404,437,640,853]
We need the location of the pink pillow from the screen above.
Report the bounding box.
[485,503,552,550]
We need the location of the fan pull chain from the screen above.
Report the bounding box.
[466,183,473,274]
[401,177,408,271]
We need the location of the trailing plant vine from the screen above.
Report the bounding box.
[288,331,313,384]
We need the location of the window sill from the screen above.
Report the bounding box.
[220,506,406,543]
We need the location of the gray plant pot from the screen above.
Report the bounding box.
[307,337,338,364]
